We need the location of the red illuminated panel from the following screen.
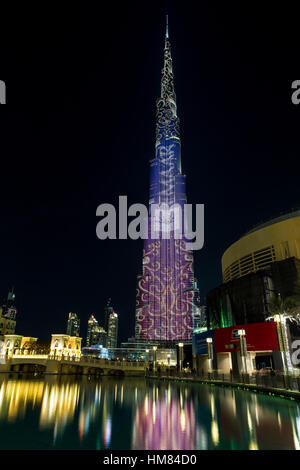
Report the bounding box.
[214,322,278,353]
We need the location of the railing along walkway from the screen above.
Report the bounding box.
[146,370,300,394]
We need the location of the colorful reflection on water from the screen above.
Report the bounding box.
[0,375,299,450]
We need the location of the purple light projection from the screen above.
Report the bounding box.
[132,389,196,450]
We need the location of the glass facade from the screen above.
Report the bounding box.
[86,315,107,347]
[107,312,118,348]
[66,312,80,337]
[207,257,300,329]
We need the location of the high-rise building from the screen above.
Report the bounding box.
[0,289,17,341]
[96,327,107,348]
[192,279,207,332]
[107,311,118,348]
[66,312,80,337]
[135,19,197,344]
[86,315,98,347]
[104,298,113,334]
[86,314,107,347]
[193,305,207,332]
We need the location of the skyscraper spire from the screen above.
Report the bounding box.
[166,14,169,39]
[156,21,179,147]
[161,35,176,104]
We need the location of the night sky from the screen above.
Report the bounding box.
[1,2,300,343]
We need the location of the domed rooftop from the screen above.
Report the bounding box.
[243,208,300,237]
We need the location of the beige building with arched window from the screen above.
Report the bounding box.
[222,210,300,283]
[50,334,82,358]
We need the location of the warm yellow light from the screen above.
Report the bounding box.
[144,395,149,415]
[249,439,258,450]
[12,354,48,359]
[152,401,156,423]
[178,343,184,347]
[206,337,213,343]
[153,346,157,351]
[180,409,186,431]
[238,329,246,336]
[211,420,219,445]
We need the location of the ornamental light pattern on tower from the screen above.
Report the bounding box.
[135,21,195,342]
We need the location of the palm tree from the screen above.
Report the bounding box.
[266,293,300,322]
[265,287,300,372]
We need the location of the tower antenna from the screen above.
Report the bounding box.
[166,14,169,39]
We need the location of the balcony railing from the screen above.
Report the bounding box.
[146,369,300,393]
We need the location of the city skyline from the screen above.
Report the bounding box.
[1,2,300,456]
[1,3,300,343]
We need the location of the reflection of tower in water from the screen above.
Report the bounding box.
[78,382,103,443]
[209,392,219,447]
[132,384,196,450]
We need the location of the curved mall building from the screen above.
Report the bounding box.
[207,209,300,328]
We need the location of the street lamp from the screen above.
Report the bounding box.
[274,314,292,373]
[167,353,171,374]
[238,329,247,375]
[178,343,184,373]
[206,337,213,375]
[153,346,157,373]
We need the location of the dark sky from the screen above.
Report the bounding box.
[1,1,300,343]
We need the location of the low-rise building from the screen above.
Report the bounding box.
[2,335,38,357]
[192,321,299,375]
[50,334,82,358]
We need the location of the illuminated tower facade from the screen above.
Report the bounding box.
[104,298,113,334]
[86,315,106,347]
[107,311,118,348]
[135,20,195,343]
[103,299,118,348]
[0,288,17,340]
[66,312,80,337]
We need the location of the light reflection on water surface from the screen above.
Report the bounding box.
[0,375,299,450]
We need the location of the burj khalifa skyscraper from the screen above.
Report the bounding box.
[135,18,197,344]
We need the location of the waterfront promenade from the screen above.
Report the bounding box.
[146,370,300,401]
